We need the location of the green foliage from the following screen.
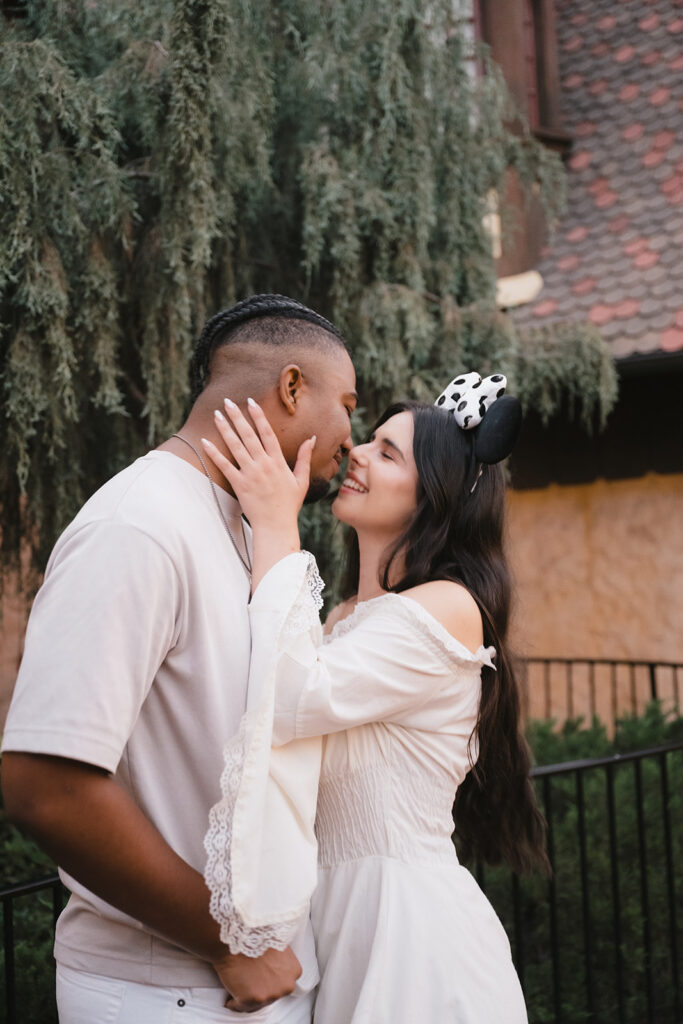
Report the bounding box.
[517,320,620,432]
[529,700,683,768]
[0,797,59,1023]
[0,887,59,1024]
[1,0,616,585]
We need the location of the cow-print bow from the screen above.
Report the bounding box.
[434,370,523,468]
[434,372,507,429]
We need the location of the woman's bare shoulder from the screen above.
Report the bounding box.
[400,580,484,653]
[323,596,358,635]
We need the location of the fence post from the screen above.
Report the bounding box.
[659,752,681,1020]
[576,770,594,1021]
[3,894,16,1024]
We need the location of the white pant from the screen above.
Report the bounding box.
[56,965,315,1024]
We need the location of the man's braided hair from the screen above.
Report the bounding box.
[190,294,348,401]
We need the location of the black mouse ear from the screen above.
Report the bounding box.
[473,395,523,464]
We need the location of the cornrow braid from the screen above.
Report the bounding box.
[190,294,347,400]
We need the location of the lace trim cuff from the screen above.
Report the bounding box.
[203,716,299,955]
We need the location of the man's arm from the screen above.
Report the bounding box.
[1,752,301,1010]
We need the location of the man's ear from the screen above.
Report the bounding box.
[278,364,304,415]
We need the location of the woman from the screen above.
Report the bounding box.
[201,375,547,1022]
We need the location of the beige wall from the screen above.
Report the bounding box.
[507,472,683,662]
[507,472,683,724]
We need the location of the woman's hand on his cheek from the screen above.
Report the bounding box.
[201,398,315,530]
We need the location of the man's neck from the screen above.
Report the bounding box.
[156,409,236,496]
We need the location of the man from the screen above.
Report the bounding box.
[1,294,357,1021]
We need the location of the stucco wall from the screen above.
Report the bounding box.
[507,472,683,663]
[507,473,683,724]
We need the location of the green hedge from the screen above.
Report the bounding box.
[0,818,60,1023]
[2,703,682,1023]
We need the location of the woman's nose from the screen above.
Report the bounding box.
[348,444,368,465]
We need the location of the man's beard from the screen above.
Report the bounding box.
[303,477,332,504]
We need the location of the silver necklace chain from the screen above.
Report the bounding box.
[171,434,252,578]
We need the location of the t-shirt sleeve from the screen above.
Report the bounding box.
[1,520,181,772]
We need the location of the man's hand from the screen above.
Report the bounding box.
[213,946,302,1011]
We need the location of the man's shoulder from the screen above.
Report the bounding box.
[84,452,196,514]
[59,453,202,554]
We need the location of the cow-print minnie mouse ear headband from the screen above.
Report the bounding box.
[434,371,522,490]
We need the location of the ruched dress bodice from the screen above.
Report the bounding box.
[315,742,458,869]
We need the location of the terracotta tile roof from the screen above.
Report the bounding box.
[512,0,683,358]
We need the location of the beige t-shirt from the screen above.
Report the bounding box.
[1,452,317,990]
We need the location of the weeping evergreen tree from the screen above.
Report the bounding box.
[1,0,617,587]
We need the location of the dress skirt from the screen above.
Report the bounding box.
[311,854,527,1024]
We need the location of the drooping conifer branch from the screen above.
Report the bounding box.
[0,0,616,587]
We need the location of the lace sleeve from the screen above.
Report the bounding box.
[281,552,324,641]
[203,552,324,956]
[204,715,302,954]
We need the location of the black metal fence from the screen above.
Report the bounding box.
[2,741,682,1024]
[525,658,683,729]
[484,739,683,1024]
[1,876,64,1024]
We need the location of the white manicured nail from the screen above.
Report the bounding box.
[247,397,257,407]
[224,398,236,409]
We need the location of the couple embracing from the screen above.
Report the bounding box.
[2,294,546,1023]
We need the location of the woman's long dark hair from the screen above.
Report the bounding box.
[342,400,549,875]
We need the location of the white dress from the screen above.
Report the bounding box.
[204,554,527,1024]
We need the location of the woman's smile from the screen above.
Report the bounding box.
[339,471,368,495]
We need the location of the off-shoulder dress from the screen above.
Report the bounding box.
[204,553,527,1023]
